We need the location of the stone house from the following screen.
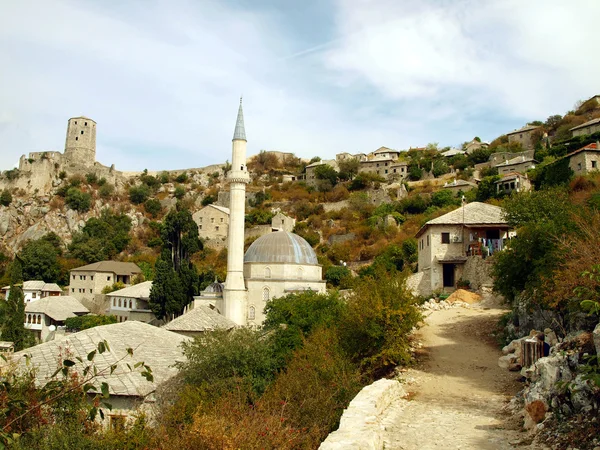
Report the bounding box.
[2,280,62,303]
[506,125,542,150]
[566,142,600,176]
[441,148,466,158]
[358,157,395,178]
[271,211,296,233]
[106,281,155,324]
[442,179,477,195]
[495,172,531,195]
[305,159,338,187]
[24,295,89,342]
[11,321,189,427]
[495,155,537,175]
[570,118,600,138]
[371,146,401,160]
[414,202,510,296]
[464,139,489,154]
[69,261,142,303]
[193,204,230,241]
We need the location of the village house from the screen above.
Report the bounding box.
[304,159,338,187]
[69,261,141,303]
[495,155,537,175]
[389,161,408,179]
[106,281,155,324]
[358,157,395,177]
[442,179,477,195]
[11,321,189,427]
[495,172,532,195]
[271,211,296,233]
[2,281,62,302]
[464,139,489,154]
[193,203,230,241]
[441,148,466,158]
[566,142,600,176]
[25,295,89,342]
[570,118,600,138]
[506,124,542,150]
[371,146,401,160]
[414,202,510,296]
[162,304,236,338]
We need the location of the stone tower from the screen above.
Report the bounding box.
[223,99,250,325]
[64,116,96,166]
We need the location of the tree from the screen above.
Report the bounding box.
[144,198,162,217]
[338,158,360,181]
[1,260,30,351]
[65,188,91,212]
[325,265,352,287]
[475,175,500,202]
[20,238,61,283]
[408,164,423,181]
[431,189,460,208]
[65,314,117,331]
[432,159,449,177]
[545,114,563,130]
[129,184,151,204]
[0,190,12,206]
[314,164,338,191]
[149,256,186,320]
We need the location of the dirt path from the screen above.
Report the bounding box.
[382,303,528,450]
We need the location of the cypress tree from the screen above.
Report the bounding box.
[2,259,29,350]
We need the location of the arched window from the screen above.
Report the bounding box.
[248,306,255,320]
[118,299,122,307]
[297,268,304,280]
[129,299,132,309]
[27,314,31,323]
[264,267,271,278]
[37,315,41,324]
[262,287,270,302]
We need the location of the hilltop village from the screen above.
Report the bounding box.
[0,94,600,448]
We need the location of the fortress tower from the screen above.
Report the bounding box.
[223,99,250,325]
[64,116,96,166]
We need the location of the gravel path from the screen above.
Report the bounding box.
[381,304,530,450]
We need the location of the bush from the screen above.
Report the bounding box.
[85,173,98,184]
[65,188,91,212]
[174,185,185,199]
[480,166,498,177]
[201,194,216,206]
[175,172,188,183]
[144,198,162,217]
[325,265,352,287]
[0,190,12,206]
[129,184,151,204]
[245,208,273,226]
[98,183,114,199]
[102,282,125,294]
[65,314,117,331]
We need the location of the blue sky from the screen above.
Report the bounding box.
[0,0,599,171]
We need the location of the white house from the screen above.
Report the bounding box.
[2,281,63,303]
[106,281,156,324]
[25,295,89,342]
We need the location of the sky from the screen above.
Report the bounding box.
[0,0,599,171]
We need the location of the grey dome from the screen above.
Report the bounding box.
[244,231,318,265]
[203,281,224,294]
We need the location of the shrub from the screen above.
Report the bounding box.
[175,172,188,183]
[65,314,117,331]
[85,172,98,184]
[0,190,12,206]
[174,185,185,199]
[325,265,352,287]
[98,183,114,199]
[101,282,125,294]
[129,184,151,204]
[144,198,162,217]
[4,169,20,181]
[245,208,273,226]
[65,188,91,212]
[480,166,498,177]
[201,194,216,206]
[159,171,170,184]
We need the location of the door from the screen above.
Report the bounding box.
[443,264,455,288]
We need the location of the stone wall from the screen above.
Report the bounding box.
[461,256,494,291]
[319,379,406,449]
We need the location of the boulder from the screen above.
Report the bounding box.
[593,323,600,356]
[498,353,519,369]
[524,399,548,429]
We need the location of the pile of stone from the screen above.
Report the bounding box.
[420,298,470,311]
[501,324,600,432]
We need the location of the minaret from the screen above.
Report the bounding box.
[223,98,250,325]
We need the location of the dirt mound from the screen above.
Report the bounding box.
[446,289,482,304]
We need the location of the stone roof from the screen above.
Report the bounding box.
[306,159,337,169]
[25,296,89,321]
[12,321,189,398]
[495,172,528,183]
[2,281,62,292]
[443,179,476,188]
[416,202,508,237]
[233,98,246,141]
[72,261,141,275]
[506,124,541,136]
[569,117,600,131]
[162,305,236,333]
[496,155,536,167]
[565,142,599,157]
[441,148,466,157]
[106,281,153,299]
[207,204,230,215]
[244,231,318,265]
[373,146,399,154]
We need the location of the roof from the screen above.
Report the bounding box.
[244,231,318,265]
[162,305,236,333]
[495,172,528,183]
[416,202,508,237]
[12,321,189,398]
[495,155,536,167]
[70,116,96,122]
[25,296,89,321]
[565,142,599,158]
[570,117,600,131]
[506,124,541,136]
[306,159,336,169]
[2,281,62,292]
[207,204,230,215]
[443,179,477,188]
[232,98,246,141]
[106,281,153,299]
[72,261,141,276]
[441,148,466,157]
[373,146,399,154]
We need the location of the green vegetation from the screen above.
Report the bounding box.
[65,187,91,212]
[129,184,151,204]
[65,314,117,331]
[0,189,12,206]
[0,260,32,351]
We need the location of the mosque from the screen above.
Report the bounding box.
[193,100,326,326]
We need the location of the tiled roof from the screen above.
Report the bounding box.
[106,281,153,299]
[416,202,507,237]
[12,321,189,398]
[496,156,536,167]
[569,117,600,131]
[72,261,141,275]
[162,306,236,333]
[2,281,62,292]
[565,142,599,157]
[25,296,89,321]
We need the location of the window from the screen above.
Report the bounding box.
[262,287,270,301]
[80,131,84,135]
[110,415,126,432]
[199,217,202,222]
[74,121,77,124]
[426,235,429,246]
[113,298,116,306]
[37,315,41,324]
[248,306,255,320]
[211,218,215,223]
[215,226,219,231]
[72,275,75,280]
[129,300,132,309]
[265,267,271,278]
[84,121,88,126]
[83,275,86,280]
[118,299,122,307]
[385,170,388,174]
[220,218,224,223]
[27,314,31,323]
[578,163,582,170]
[32,292,36,299]
[91,276,94,280]
[71,288,75,293]
[199,225,202,230]
[593,161,597,169]
[89,289,92,293]
[401,167,405,172]
[75,137,78,141]
[107,276,111,281]
[385,163,388,166]
[441,233,450,244]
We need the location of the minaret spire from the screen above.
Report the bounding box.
[233,96,246,141]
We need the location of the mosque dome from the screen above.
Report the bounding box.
[244,231,318,265]
[203,280,224,294]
